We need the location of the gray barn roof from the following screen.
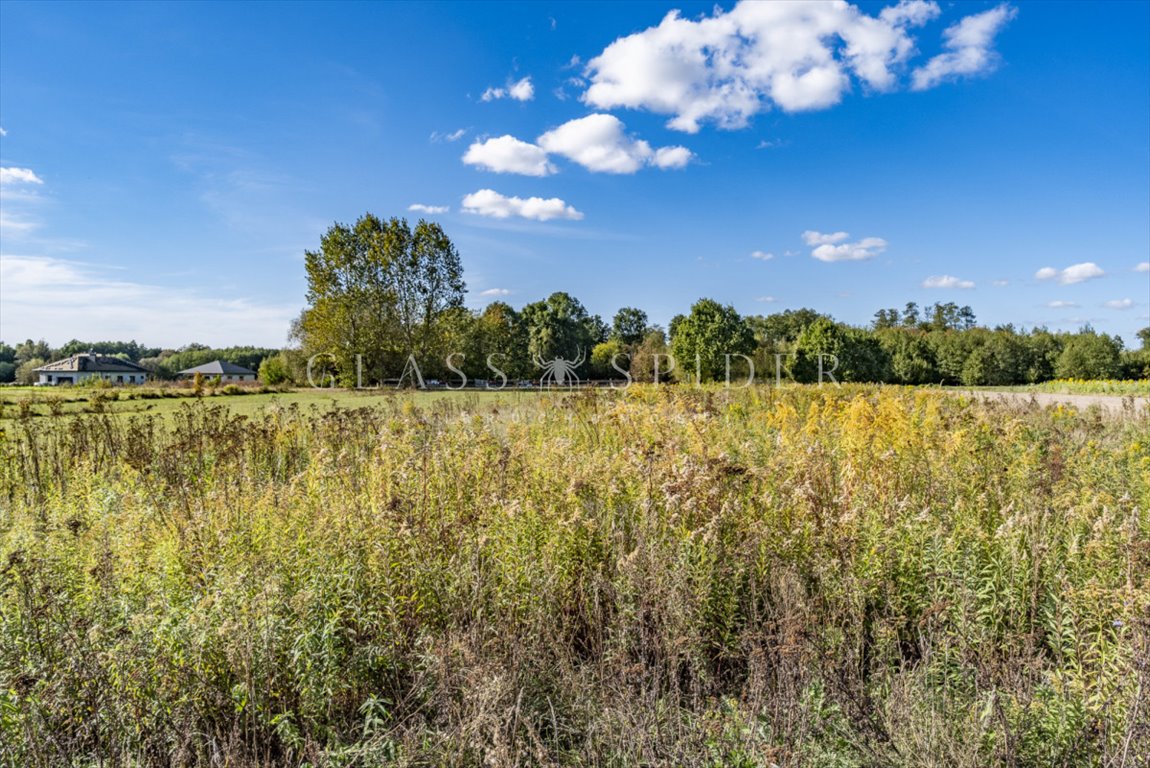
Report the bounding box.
[35,354,148,374]
[178,360,257,376]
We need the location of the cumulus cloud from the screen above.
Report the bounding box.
[1136,262,1150,273]
[408,203,449,214]
[0,167,44,184]
[538,114,653,173]
[750,250,774,261]
[1035,262,1105,285]
[922,274,975,289]
[812,237,888,262]
[582,1,1008,132]
[802,230,850,246]
[482,76,535,102]
[652,145,693,169]
[461,189,584,222]
[1047,300,1079,309]
[911,4,1017,90]
[802,230,886,261]
[466,115,693,176]
[1103,298,1133,310]
[463,135,556,176]
[479,288,512,297]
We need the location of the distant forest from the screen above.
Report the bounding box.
[4,298,1147,388]
[5,213,1147,387]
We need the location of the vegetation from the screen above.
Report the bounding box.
[1,386,1146,766]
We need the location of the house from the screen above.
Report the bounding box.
[35,354,149,385]
[177,360,258,382]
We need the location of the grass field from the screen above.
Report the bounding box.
[0,385,550,420]
[1,385,1148,766]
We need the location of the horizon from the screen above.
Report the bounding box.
[2,0,1148,348]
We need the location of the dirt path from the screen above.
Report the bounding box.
[948,389,1150,415]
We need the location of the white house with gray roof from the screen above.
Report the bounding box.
[177,360,258,382]
[35,354,149,385]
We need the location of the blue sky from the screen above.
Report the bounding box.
[1,0,1147,348]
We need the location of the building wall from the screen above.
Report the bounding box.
[38,370,146,385]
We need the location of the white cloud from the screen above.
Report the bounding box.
[912,4,1017,90]
[812,237,887,262]
[992,279,1009,286]
[461,189,584,222]
[0,127,7,136]
[802,230,850,246]
[1047,300,1079,309]
[482,76,535,102]
[463,135,555,176]
[652,145,693,169]
[0,167,44,184]
[802,230,886,262]
[0,255,297,347]
[479,288,512,297]
[408,203,449,214]
[582,1,1008,133]
[750,250,774,260]
[537,114,693,173]
[755,295,778,303]
[1136,262,1150,273]
[1035,262,1105,285]
[464,116,694,176]
[1103,298,1133,310]
[430,128,468,143]
[508,77,535,101]
[922,274,975,289]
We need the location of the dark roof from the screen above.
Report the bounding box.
[178,360,257,376]
[35,354,148,374]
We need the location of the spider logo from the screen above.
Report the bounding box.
[534,349,585,388]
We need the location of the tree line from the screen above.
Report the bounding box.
[4,212,1147,386]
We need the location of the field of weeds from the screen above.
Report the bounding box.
[1,385,1147,767]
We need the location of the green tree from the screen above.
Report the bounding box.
[611,307,649,346]
[877,328,937,384]
[630,328,671,383]
[1055,330,1123,379]
[590,339,627,379]
[16,357,45,385]
[520,292,597,369]
[669,298,754,382]
[790,319,889,383]
[298,214,465,384]
[15,339,52,366]
[960,329,1029,386]
[471,301,530,379]
[258,354,290,385]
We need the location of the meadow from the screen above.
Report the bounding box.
[1,385,1147,767]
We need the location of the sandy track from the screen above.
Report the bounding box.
[947,389,1150,415]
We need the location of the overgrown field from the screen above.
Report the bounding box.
[1,386,1147,767]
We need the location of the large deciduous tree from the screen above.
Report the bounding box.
[520,292,601,370]
[297,214,464,383]
[670,298,754,382]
